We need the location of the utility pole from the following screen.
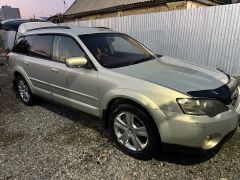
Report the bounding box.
[63,0,67,11]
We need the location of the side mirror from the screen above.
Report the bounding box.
[66,57,88,68]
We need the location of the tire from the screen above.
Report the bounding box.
[15,76,35,106]
[109,104,159,159]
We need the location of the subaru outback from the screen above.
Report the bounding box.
[7,26,240,158]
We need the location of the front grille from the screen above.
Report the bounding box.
[231,88,239,107]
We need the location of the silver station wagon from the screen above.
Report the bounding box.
[7,26,240,158]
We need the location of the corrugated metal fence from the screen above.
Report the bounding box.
[63,4,240,76]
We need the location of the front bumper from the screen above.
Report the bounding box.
[152,100,240,150]
[161,127,237,153]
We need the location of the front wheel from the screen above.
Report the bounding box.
[110,104,160,159]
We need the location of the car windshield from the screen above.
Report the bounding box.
[79,33,155,68]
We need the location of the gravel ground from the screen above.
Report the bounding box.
[0,58,240,179]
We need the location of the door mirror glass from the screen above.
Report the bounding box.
[66,57,88,68]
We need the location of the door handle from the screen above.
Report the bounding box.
[51,68,59,73]
[23,61,29,66]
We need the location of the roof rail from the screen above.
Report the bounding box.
[77,26,110,29]
[91,27,110,29]
[27,26,71,32]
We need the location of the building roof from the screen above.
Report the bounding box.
[65,0,155,15]
[65,0,220,16]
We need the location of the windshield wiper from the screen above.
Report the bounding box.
[131,56,155,65]
[156,54,163,58]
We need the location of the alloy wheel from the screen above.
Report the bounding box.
[114,111,149,152]
[17,80,31,103]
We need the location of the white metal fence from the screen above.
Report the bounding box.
[63,4,240,76]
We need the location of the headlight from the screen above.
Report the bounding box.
[177,98,229,117]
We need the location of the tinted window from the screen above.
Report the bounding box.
[25,36,35,49]
[53,35,85,63]
[13,36,35,54]
[24,36,35,55]
[79,33,154,68]
[111,36,144,54]
[13,37,27,54]
[30,35,54,59]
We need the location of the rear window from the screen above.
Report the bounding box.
[13,35,54,59]
[12,37,28,54]
[13,36,35,54]
[30,35,54,59]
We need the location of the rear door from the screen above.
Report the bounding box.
[23,35,54,97]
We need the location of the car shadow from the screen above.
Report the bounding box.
[153,148,218,165]
[37,99,218,166]
[37,99,111,140]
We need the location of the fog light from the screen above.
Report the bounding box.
[202,135,211,146]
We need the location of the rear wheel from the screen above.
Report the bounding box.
[16,76,34,106]
[110,104,159,159]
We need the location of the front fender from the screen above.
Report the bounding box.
[100,88,167,138]
[100,88,164,117]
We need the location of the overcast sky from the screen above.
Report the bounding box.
[0,0,75,18]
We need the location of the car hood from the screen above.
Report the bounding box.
[112,56,229,94]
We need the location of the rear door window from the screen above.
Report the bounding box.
[13,37,28,54]
[24,36,35,55]
[52,35,85,63]
[30,35,54,59]
[13,36,36,54]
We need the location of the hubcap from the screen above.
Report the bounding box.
[17,80,30,103]
[114,112,148,152]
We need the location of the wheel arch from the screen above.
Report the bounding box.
[12,67,34,92]
[105,97,155,123]
[100,89,159,113]
[103,96,162,149]
[100,89,162,138]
